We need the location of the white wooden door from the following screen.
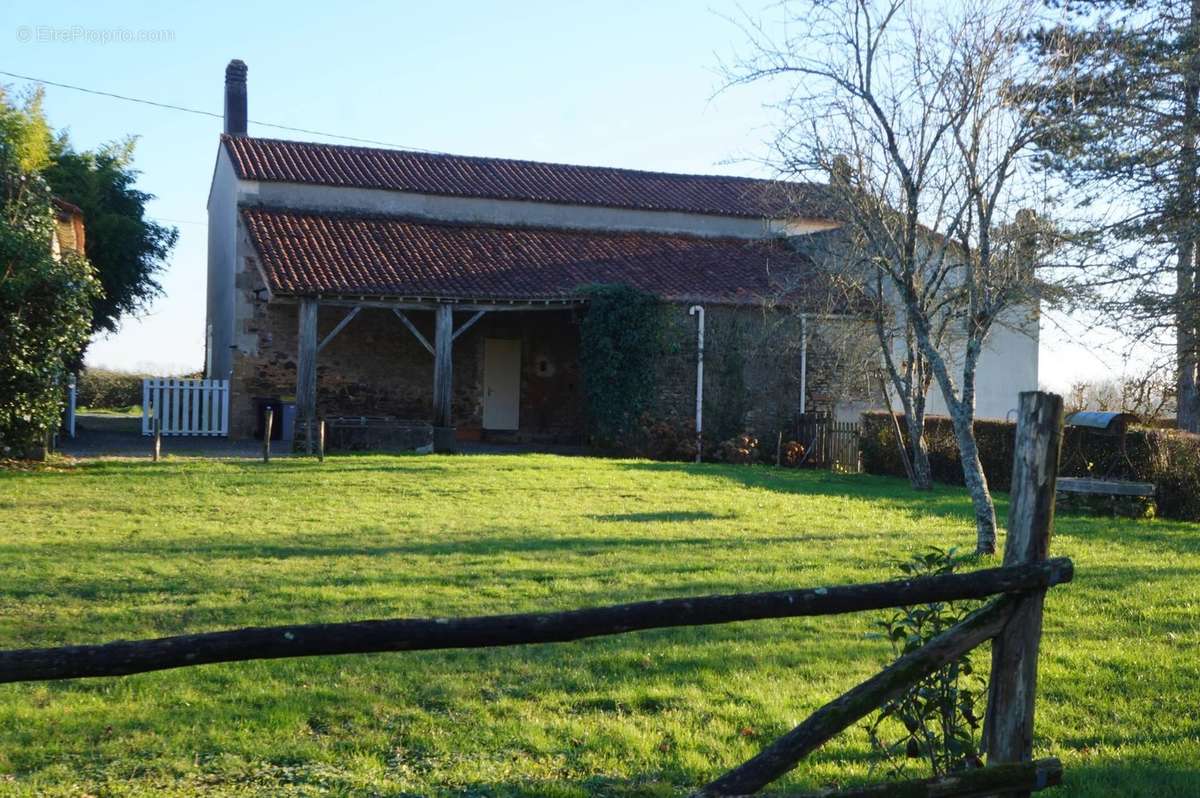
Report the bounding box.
[483,338,521,430]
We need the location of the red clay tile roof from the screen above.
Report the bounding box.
[223,135,834,220]
[241,206,820,305]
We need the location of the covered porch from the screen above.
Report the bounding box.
[234,204,823,451]
[289,297,585,451]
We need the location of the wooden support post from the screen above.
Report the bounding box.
[433,304,453,427]
[152,416,161,462]
[983,391,1064,794]
[432,304,455,452]
[452,309,487,341]
[297,298,319,454]
[318,418,326,463]
[694,598,1018,797]
[262,408,273,463]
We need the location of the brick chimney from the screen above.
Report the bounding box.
[224,59,248,136]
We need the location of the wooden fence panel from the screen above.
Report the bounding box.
[142,378,229,436]
[795,414,862,472]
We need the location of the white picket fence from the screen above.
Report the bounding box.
[142,378,230,436]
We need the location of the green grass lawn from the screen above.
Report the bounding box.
[0,454,1196,797]
[75,405,143,416]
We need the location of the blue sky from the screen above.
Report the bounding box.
[1,0,1127,389]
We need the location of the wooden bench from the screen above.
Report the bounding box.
[1056,477,1156,518]
[1056,477,1155,497]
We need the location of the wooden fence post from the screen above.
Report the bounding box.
[318,418,326,463]
[263,408,273,464]
[983,391,1063,792]
[152,416,161,462]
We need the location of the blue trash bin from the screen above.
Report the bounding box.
[281,403,297,444]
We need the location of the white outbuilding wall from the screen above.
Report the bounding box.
[922,308,1040,421]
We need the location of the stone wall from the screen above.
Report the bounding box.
[649,305,874,445]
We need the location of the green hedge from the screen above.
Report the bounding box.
[76,368,148,409]
[860,411,1200,520]
[860,413,1017,490]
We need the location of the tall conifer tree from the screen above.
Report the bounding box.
[1028,0,1200,429]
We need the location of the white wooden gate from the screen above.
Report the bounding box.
[142,378,230,436]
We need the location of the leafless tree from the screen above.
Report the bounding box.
[724,0,1071,553]
[1063,364,1176,420]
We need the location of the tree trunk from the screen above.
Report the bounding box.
[880,332,934,492]
[910,313,998,552]
[904,410,933,490]
[1178,245,1198,432]
[947,404,998,554]
[1177,0,1200,432]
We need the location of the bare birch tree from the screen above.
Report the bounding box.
[725,0,1067,553]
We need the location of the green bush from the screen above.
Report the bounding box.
[0,89,101,456]
[0,247,98,455]
[860,411,1200,520]
[1151,432,1200,520]
[866,547,985,778]
[76,368,147,409]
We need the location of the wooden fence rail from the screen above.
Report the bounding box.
[0,558,1071,684]
[696,595,1020,797]
[730,758,1062,798]
[3,391,1069,798]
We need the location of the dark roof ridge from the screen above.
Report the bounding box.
[222,135,839,219]
[221,133,803,189]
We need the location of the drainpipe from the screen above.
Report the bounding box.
[689,305,705,462]
[799,314,809,415]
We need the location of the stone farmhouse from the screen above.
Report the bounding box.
[204,60,1038,450]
